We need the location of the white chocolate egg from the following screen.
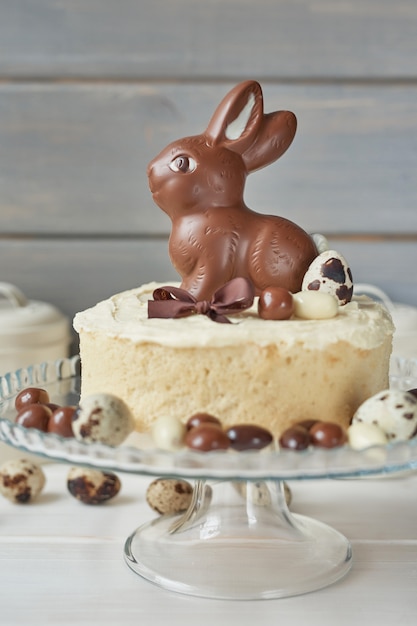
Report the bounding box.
[72,393,134,446]
[0,458,46,503]
[347,422,388,449]
[302,250,353,305]
[293,291,339,320]
[352,389,417,441]
[151,415,186,450]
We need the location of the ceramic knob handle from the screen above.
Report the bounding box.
[0,282,28,308]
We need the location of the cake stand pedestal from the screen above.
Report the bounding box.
[124,479,352,599]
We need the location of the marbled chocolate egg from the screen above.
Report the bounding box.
[302,250,353,305]
[352,389,417,441]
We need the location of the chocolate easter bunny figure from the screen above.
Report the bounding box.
[147,80,318,300]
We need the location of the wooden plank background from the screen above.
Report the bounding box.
[0,0,416,353]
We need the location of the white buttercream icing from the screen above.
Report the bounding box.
[73,282,394,350]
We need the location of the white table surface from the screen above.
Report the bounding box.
[0,453,416,626]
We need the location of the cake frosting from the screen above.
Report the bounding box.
[75,282,392,350]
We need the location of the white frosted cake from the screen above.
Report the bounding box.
[73,282,394,436]
[74,81,395,438]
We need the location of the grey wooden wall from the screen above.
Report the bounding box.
[1,0,416,352]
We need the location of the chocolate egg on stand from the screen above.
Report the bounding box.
[16,403,53,432]
[352,389,417,441]
[185,412,222,430]
[185,423,230,452]
[279,425,311,451]
[48,406,76,438]
[226,424,273,451]
[309,422,347,448]
[15,387,50,411]
[151,415,186,451]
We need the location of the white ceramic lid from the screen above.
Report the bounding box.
[0,282,70,350]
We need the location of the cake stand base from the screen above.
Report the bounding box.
[124,480,352,600]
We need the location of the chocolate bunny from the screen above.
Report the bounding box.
[147,80,318,300]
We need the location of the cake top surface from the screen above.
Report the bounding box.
[73,282,394,350]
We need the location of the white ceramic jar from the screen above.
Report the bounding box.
[0,282,71,376]
[0,283,71,462]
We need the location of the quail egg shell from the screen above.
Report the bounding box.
[0,458,46,503]
[146,478,193,515]
[72,393,134,446]
[302,249,353,305]
[67,466,121,504]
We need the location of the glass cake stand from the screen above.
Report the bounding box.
[1,355,417,600]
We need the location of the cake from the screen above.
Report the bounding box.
[73,80,394,438]
[73,283,393,436]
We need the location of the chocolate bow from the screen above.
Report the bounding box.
[148,277,255,324]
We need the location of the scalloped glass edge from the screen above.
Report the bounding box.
[0,355,417,480]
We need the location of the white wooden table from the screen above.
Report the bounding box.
[0,458,416,626]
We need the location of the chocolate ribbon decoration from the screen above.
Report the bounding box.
[148,277,255,324]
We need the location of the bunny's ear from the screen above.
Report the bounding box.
[204,81,264,153]
[242,110,297,173]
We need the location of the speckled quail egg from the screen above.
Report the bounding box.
[0,458,46,503]
[72,393,134,446]
[146,478,193,515]
[67,467,121,504]
[302,249,353,305]
[352,389,417,441]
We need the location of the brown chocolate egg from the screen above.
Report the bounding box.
[186,412,222,430]
[16,403,52,432]
[310,421,347,448]
[47,406,76,438]
[226,424,273,451]
[279,425,311,451]
[15,387,50,411]
[258,287,294,320]
[185,423,229,452]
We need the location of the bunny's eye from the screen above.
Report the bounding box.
[169,155,196,173]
